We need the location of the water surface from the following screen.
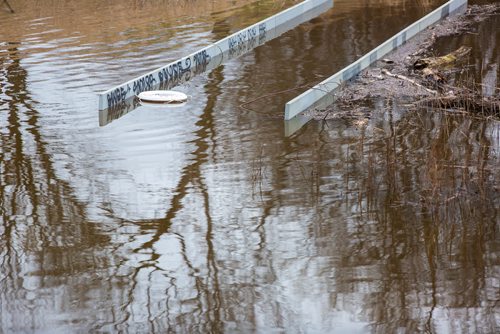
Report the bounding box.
[1,0,499,332]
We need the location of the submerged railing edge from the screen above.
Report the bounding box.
[284,0,468,120]
[97,0,333,111]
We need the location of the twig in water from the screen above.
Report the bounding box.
[381,69,438,95]
[239,83,315,112]
[3,0,14,13]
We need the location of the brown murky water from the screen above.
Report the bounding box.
[1,0,499,333]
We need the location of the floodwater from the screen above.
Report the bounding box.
[1,0,499,332]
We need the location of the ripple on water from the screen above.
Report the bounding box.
[2,1,500,333]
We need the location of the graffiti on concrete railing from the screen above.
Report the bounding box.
[259,23,266,44]
[107,85,131,109]
[158,59,190,87]
[100,1,335,112]
[133,73,157,95]
[106,50,212,107]
[228,23,266,59]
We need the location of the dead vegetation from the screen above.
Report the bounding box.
[315,3,500,121]
[391,46,500,116]
[416,85,500,116]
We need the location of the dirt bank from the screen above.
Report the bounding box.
[309,3,500,120]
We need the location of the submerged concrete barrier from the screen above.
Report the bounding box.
[98,0,333,111]
[284,0,468,120]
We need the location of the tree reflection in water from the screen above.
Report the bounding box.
[315,107,500,333]
[0,45,112,331]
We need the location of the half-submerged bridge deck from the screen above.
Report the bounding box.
[98,0,333,112]
[284,0,468,120]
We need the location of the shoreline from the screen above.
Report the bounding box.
[307,3,500,120]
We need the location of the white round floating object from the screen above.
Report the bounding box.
[137,90,188,104]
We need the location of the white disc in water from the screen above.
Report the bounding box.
[137,90,188,104]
